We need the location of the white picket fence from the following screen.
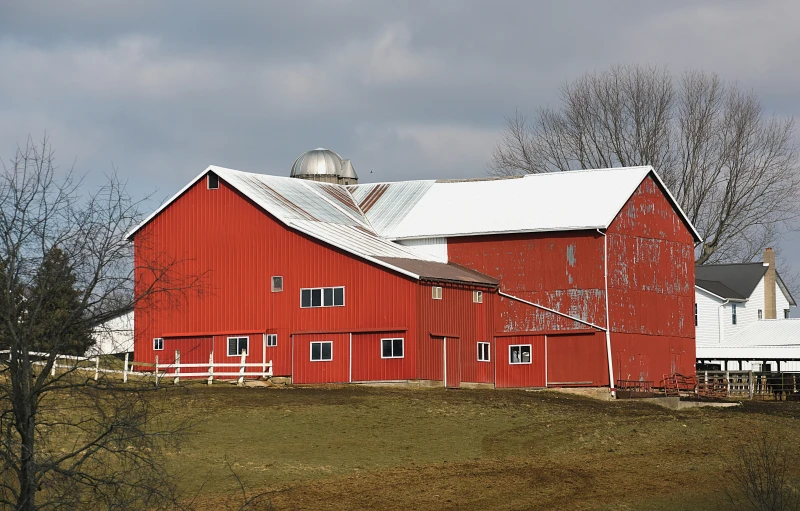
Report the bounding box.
[0,349,273,386]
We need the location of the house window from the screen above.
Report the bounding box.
[381,338,404,358]
[300,287,345,308]
[310,341,332,361]
[227,336,249,357]
[478,342,490,362]
[207,173,219,189]
[266,334,277,347]
[473,290,483,303]
[271,276,283,292]
[694,303,698,327]
[786,309,791,319]
[509,345,532,364]
[153,338,164,351]
[432,286,442,300]
[758,309,763,320]
[732,304,737,325]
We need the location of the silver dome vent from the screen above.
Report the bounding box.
[290,148,359,185]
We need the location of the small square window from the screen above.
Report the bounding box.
[207,173,219,189]
[228,336,248,357]
[509,345,532,364]
[381,338,404,358]
[266,334,277,347]
[477,342,490,362]
[272,276,283,292]
[311,289,322,307]
[301,289,312,308]
[432,286,442,300]
[333,287,344,306]
[473,290,483,303]
[311,341,333,361]
[323,287,334,307]
[153,338,164,351]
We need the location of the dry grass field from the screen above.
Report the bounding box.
[153,384,800,510]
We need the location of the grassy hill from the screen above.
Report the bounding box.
[156,384,800,510]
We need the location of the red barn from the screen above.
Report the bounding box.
[128,151,700,392]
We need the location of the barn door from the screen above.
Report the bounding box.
[444,337,461,388]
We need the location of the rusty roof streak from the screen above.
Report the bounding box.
[319,185,362,216]
[358,183,389,213]
[237,174,318,222]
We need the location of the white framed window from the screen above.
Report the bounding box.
[473,290,483,303]
[432,286,442,300]
[694,303,698,327]
[732,304,737,325]
[310,341,333,361]
[271,276,283,292]
[786,309,791,319]
[266,334,277,347]
[509,345,532,364]
[758,309,763,320]
[381,338,404,358]
[228,336,249,357]
[153,338,164,351]
[300,287,345,308]
[478,342,490,362]
[207,173,219,189]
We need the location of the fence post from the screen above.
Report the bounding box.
[208,351,214,386]
[238,350,247,387]
[123,352,129,384]
[262,334,267,379]
[749,370,754,399]
[155,355,160,388]
[94,356,100,381]
[725,370,730,397]
[174,350,181,385]
[51,355,57,377]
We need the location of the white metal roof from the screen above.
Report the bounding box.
[128,163,701,281]
[696,319,800,359]
[349,166,701,241]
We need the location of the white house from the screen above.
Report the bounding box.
[88,311,134,356]
[696,248,797,371]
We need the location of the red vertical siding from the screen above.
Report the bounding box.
[351,331,415,381]
[495,335,546,388]
[155,336,211,366]
[445,337,461,388]
[448,231,606,331]
[416,283,495,383]
[607,175,696,381]
[292,333,350,384]
[133,176,417,377]
[545,332,609,386]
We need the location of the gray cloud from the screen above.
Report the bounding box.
[2,0,800,277]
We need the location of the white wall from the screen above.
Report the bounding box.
[396,237,448,262]
[695,288,722,345]
[89,312,134,355]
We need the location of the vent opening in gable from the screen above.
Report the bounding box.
[207,173,219,190]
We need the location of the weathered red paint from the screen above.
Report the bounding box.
[606,175,696,381]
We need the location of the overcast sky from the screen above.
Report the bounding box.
[2,1,800,284]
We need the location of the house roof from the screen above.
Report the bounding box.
[695,263,797,306]
[349,166,702,241]
[127,164,702,284]
[696,319,800,359]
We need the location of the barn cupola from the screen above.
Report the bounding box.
[290,148,359,185]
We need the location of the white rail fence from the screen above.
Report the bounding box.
[0,350,272,386]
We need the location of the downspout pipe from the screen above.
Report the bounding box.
[597,229,616,398]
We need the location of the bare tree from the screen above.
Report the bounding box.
[489,65,800,265]
[724,433,800,511]
[0,137,201,510]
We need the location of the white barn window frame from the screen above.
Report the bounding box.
[227,336,249,357]
[432,286,442,300]
[478,342,490,362]
[310,341,333,361]
[381,338,404,359]
[300,287,345,308]
[266,334,277,347]
[153,337,164,351]
[509,344,532,364]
